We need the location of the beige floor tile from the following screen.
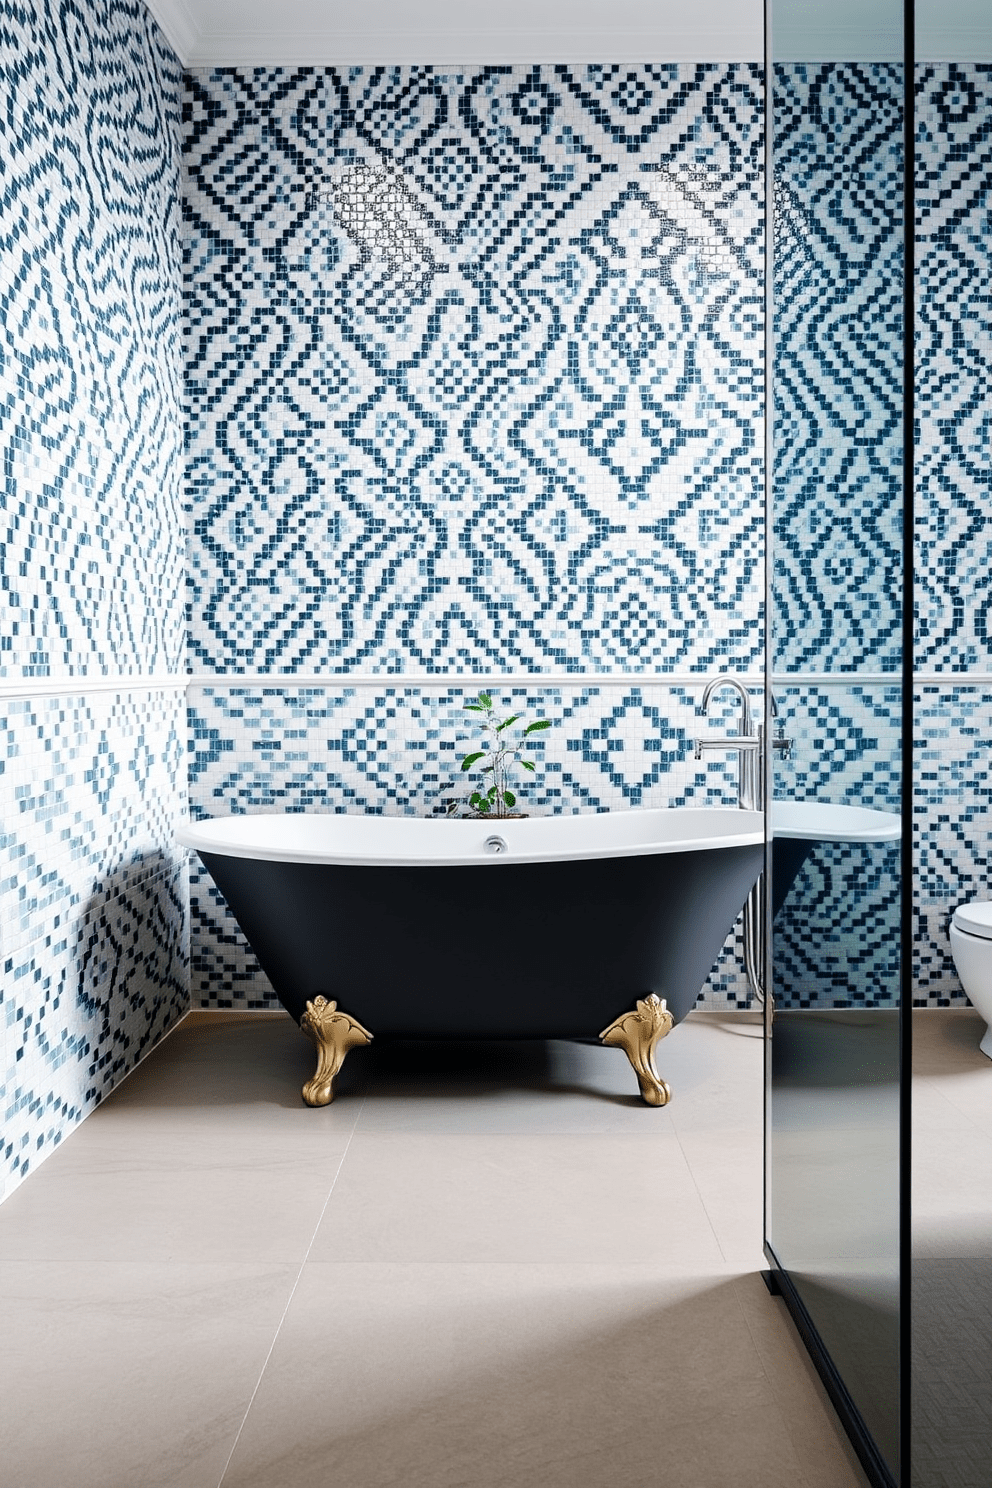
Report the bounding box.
[353,1035,678,1135]
[0,1012,364,1265]
[0,1009,876,1488]
[0,1260,297,1488]
[307,1130,726,1266]
[913,1009,989,1075]
[733,1272,871,1488]
[676,1128,765,1267]
[91,1009,372,1132]
[220,1263,814,1488]
[911,1074,986,1133]
[923,1069,992,1133]
[0,1149,348,1265]
[662,1014,765,1135]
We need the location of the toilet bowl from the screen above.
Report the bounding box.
[949,900,992,1059]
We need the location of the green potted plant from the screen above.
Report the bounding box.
[458,693,550,818]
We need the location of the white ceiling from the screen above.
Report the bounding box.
[143,0,765,68]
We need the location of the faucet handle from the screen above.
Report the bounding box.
[771,730,792,761]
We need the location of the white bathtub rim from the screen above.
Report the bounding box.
[177,806,764,868]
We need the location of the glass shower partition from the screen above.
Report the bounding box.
[764,4,907,1485]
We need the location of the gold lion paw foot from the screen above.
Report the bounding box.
[299,996,373,1107]
[600,994,674,1107]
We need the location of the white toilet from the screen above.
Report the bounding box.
[949,900,992,1059]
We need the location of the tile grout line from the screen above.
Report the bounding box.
[213,1092,368,1488]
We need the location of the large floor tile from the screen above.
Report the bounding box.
[307,1130,726,1266]
[733,1272,871,1488]
[913,1009,989,1076]
[353,1035,675,1135]
[220,1262,816,1488]
[922,1068,992,1134]
[0,1142,349,1264]
[333,1012,762,1138]
[661,1014,765,1135]
[1,1260,297,1488]
[0,1012,364,1265]
[676,1128,765,1267]
[83,1010,372,1136]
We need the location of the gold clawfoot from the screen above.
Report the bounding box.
[600,994,675,1107]
[299,996,373,1107]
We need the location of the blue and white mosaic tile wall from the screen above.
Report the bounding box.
[1,1,188,1200]
[183,65,765,676]
[770,65,906,1009]
[771,63,992,1008]
[772,686,902,1008]
[913,66,992,1005]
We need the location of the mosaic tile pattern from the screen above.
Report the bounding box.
[0,1,188,1201]
[0,0,186,678]
[186,682,757,1009]
[916,65,992,672]
[2,690,190,1194]
[914,686,992,1006]
[771,686,902,1008]
[773,64,904,674]
[183,64,764,676]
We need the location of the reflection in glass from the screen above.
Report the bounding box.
[766,2,904,1483]
[913,4,992,1484]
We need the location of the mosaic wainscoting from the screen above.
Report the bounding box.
[1,690,189,1194]
[914,685,992,1005]
[0,1,188,1201]
[772,63,905,676]
[187,682,757,1009]
[916,64,992,673]
[772,686,902,1009]
[183,64,765,677]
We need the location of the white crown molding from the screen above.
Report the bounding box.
[150,0,762,69]
[185,31,762,69]
[143,0,200,64]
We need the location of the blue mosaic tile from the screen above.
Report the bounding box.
[1,689,190,1195]
[916,65,992,672]
[771,686,902,1008]
[183,65,764,676]
[772,64,904,675]
[914,685,992,1006]
[0,0,187,1201]
[0,1,186,680]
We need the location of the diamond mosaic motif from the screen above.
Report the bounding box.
[183,64,764,675]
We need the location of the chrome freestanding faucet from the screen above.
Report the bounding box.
[695,673,764,810]
[694,675,791,1003]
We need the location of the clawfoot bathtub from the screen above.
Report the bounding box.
[179,808,764,1107]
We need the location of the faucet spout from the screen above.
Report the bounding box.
[700,672,755,736]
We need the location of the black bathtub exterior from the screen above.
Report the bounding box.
[199,841,764,1040]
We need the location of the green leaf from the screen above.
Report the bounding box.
[504,790,516,807]
[470,792,487,811]
[460,752,485,770]
[496,714,521,733]
[523,719,551,734]
[478,692,492,707]
[521,760,535,771]
[464,704,485,712]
